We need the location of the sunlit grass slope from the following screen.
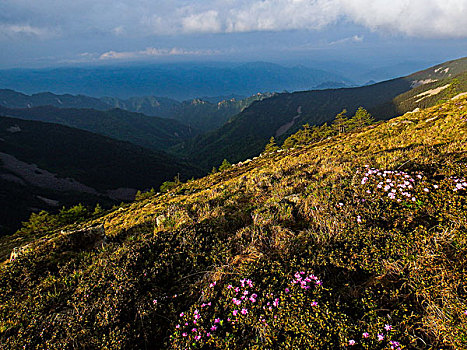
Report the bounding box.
[1,97,467,349]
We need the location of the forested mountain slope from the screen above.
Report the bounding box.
[0,105,195,151]
[0,116,201,235]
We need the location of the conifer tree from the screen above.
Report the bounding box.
[351,107,374,129]
[264,136,279,153]
[332,109,349,134]
[219,159,232,171]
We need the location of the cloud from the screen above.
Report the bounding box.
[98,47,219,60]
[1,0,466,40]
[0,24,58,39]
[182,10,222,33]
[328,35,364,46]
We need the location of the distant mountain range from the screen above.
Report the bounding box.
[0,62,352,100]
[0,89,275,133]
[0,116,201,235]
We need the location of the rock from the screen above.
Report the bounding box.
[9,244,32,262]
[156,215,166,227]
[61,224,106,249]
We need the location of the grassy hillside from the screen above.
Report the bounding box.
[176,57,467,171]
[372,70,467,117]
[0,105,195,151]
[0,116,202,235]
[1,97,466,349]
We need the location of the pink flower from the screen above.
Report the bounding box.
[180,312,184,317]
[214,318,220,324]
[192,328,197,332]
[316,280,322,286]
[232,298,242,305]
[310,301,318,307]
[362,332,369,338]
[182,332,187,337]
[285,288,290,293]
[357,216,362,223]
[349,339,356,346]
[206,332,211,337]
[273,298,279,307]
[384,324,392,331]
[232,310,238,316]
[241,308,248,315]
[153,299,157,304]
[175,324,180,329]
[210,325,217,331]
[194,335,201,341]
[210,281,216,288]
[464,310,467,316]
[377,334,384,341]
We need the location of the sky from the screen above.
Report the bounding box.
[1,0,466,72]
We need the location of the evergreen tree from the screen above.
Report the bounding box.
[264,136,279,153]
[219,159,232,172]
[350,107,374,129]
[93,203,104,216]
[332,109,349,134]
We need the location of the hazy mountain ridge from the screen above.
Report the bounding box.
[0,62,352,100]
[0,89,275,133]
[1,97,466,348]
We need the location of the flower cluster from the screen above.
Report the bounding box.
[348,323,402,349]
[452,176,467,192]
[358,166,426,203]
[172,272,323,347]
[291,271,322,290]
